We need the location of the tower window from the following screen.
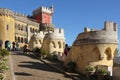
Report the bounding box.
[6,25,9,30]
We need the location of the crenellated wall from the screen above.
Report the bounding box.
[33,6,54,15]
[0,8,40,49]
[0,8,14,17]
[75,21,118,45]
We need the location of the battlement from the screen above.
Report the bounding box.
[44,28,65,40]
[33,5,54,15]
[14,12,27,17]
[54,28,64,34]
[0,8,14,17]
[104,21,118,32]
[84,27,98,32]
[84,21,118,33]
[32,31,45,39]
[74,21,118,45]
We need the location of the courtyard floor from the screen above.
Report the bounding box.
[7,51,119,80]
[8,51,76,80]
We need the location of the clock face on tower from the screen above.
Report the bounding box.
[43,13,51,24]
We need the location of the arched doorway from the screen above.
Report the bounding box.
[5,40,11,50]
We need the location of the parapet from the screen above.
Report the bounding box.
[32,31,45,39]
[74,21,118,45]
[84,27,98,32]
[54,28,64,34]
[14,12,27,17]
[104,21,118,32]
[84,27,91,32]
[44,28,65,40]
[0,8,14,17]
[33,5,54,15]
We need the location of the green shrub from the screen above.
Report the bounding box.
[0,65,8,71]
[39,48,47,56]
[98,69,108,75]
[0,74,4,80]
[0,49,9,57]
[85,66,94,72]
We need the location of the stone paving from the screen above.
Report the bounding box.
[10,51,74,80]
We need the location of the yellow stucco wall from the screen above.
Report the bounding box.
[64,43,118,74]
[42,38,65,54]
[15,20,39,47]
[28,38,43,50]
[0,15,15,48]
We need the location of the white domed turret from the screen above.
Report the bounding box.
[28,31,45,50]
[42,28,65,55]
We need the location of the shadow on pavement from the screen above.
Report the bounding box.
[14,72,33,76]
[11,51,80,80]
[18,61,62,73]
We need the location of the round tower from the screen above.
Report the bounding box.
[64,21,118,76]
[0,8,15,49]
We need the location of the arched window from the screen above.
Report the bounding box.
[21,37,23,43]
[58,42,61,48]
[24,38,27,43]
[104,47,112,60]
[51,41,56,48]
[33,28,35,33]
[15,36,17,42]
[21,25,23,31]
[18,37,20,43]
[39,40,41,44]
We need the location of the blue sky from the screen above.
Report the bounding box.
[0,0,120,48]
